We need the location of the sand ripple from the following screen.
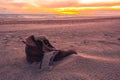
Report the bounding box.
[77,53,120,62]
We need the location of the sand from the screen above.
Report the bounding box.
[0,16,120,80]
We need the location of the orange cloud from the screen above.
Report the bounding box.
[0,2,44,14]
[52,6,120,14]
[0,0,120,14]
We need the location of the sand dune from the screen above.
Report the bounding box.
[0,17,120,80]
[0,16,120,25]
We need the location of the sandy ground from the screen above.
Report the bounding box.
[0,17,120,80]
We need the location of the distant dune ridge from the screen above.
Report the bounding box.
[0,16,120,80]
[0,16,120,25]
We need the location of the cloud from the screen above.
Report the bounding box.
[39,0,79,8]
[43,0,120,7]
[28,0,120,8]
[0,0,120,14]
[0,0,120,8]
[0,8,15,14]
[80,0,120,3]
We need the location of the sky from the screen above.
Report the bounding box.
[0,0,120,15]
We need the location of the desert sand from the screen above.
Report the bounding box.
[0,16,120,80]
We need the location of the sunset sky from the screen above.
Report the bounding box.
[0,0,120,15]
